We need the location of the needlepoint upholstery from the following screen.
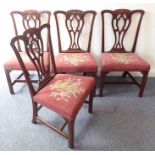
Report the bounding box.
[102,53,150,72]
[33,74,96,121]
[55,53,98,73]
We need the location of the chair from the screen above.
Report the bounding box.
[54,10,98,79]
[100,9,150,97]
[10,24,96,149]
[4,10,51,94]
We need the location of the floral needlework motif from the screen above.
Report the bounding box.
[107,54,136,64]
[59,54,88,66]
[49,78,85,102]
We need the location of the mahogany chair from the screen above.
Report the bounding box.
[54,10,98,81]
[10,24,96,149]
[100,9,150,97]
[4,10,51,94]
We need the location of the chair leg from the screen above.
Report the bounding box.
[83,72,97,96]
[4,69,14,94]
[88,87,95,113]
[68,120,74,149]
[99,71,106,97]
[93,72,97,96]
[122,71,128,78]
[32,102,38,124]
[139,71,149,97]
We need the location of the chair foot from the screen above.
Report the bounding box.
[88,87,95,113]
[138,71,149,97]
[68,120,74,149]
[4,69,14,94]
[32,117,37,124]
[32,102,38,124]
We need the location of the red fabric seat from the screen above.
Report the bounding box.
[4,52,50,71]
[55,53,98,73]
[33,74,96,121]
[102,53,150,72]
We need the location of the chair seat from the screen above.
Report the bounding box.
[102,53,150,72]
[4,52,50,71]
[55,53,98,73]
[33,74,96,121]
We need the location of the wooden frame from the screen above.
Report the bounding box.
[100,9,150,97]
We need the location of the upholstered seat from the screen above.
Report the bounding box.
[33,74,95,121]
[4,52,50,71]
[102,53,150,72]
[55,53,98,73]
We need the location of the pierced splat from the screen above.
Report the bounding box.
[22,10,42,30]
[24,26,53,85]
[11,10,51,51]
[54,10,96,52]
[112,10,131,51]
[65,10,84,50]
[11,24,56,90]
[101,9,144,52]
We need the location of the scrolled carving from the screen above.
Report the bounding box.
[11,10,51,52]
[54,10,96,52]
[22,10,41,29]
[101,9,144,52]
[111,11,131,50]
[65,10,85,50]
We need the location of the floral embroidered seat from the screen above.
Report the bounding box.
[33,74,95,120]
[102,53,150,71]
[10,24,96,149]
[54,10,98,77]
[55,53,97,73]
[100,9,150,97]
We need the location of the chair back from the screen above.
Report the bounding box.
[54,10,96,53]
[101,9,144,53]
[11,10,51,52]
[10,24,57,96]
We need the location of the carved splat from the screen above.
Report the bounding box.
[65,10,84,50]
[24,26,49,83]
[11,10,51,51]
[54,10,96,52]
[112,10,131,50]
[101,9,144,52]
[11,24,55,88]
[22,10,41,30]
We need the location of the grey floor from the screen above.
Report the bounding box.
[0,68,155,150]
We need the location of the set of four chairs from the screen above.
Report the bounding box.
[4,9,150,148]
